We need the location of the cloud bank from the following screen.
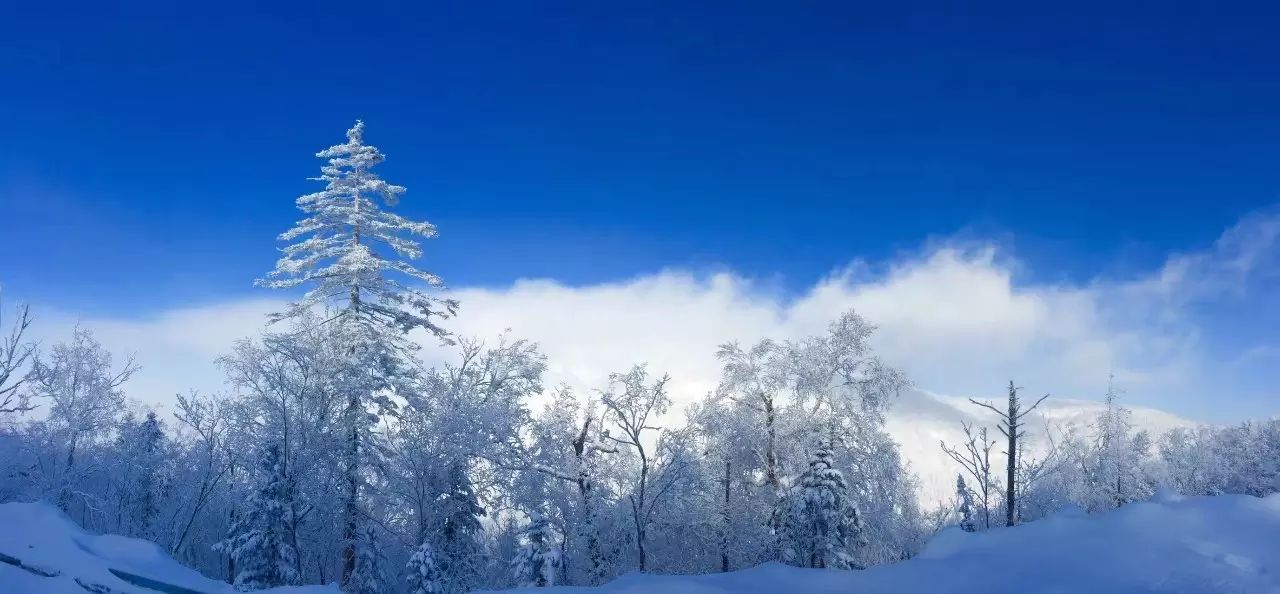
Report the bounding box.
[19,208,1280,429]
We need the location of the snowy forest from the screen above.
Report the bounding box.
[1,122,1277,594]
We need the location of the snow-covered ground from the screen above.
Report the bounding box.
[6,492,1279,594]
[0,502,336,594]
[483,493,1280,594]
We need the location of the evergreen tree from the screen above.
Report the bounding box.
[214,443,299,590]
[110,410,167,538]
[258,120,455,587]
[406,542,446,594]
[134,411,165,538]
[437,462,485,594]
[347,525,389,594]
[956,474,976,533]
[257,119,456,336]
[780,445,861,570]
[510,512,562,588]
[1088,377,1153,511]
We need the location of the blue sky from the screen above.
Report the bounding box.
[1,3,1278,420]
[3,3,1279,310]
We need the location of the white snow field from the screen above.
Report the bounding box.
[484,493,1280,594]
[0,502,336,594]
[5,493,1280,594]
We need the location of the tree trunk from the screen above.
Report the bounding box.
[982,437,992,530]
[1004,384,1017,527]
[339,394,360,587]
[721,460,731,572]
[764,398,778,491]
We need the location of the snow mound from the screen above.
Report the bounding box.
[486,494,1280,594]
[0,502,336,594]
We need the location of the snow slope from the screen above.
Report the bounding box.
[0,502,337,594]
[6,493,1277,594]
[486,493,1280,594]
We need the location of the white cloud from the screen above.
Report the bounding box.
[22,212,1279,419]
[14,208,1280,499]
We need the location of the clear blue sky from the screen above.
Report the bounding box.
[2,2,1279,314]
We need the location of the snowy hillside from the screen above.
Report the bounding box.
[484,493,1280,594]
[0,502,336,594]
[6,494,1278,594]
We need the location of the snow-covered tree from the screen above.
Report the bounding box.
[436,461,485,594]
[511,512,562,587]
[956,475,976,533]
[347,525,388,594]
[406,542,445,594]
[525,387,619,585]
[941,422,998,530]
[601,364,674,572]
[713,311,913,566]
[1085,378,1154,511]
[31,326,137,513]
[779,445,862,570]
[715,339,789,494]
[686,396,773,572]
[167,391,235,562]
[113,411,168,538]
[0,292,36,418]
[215,442,300,590]
[257,119,456,336]
[258,120,455,588]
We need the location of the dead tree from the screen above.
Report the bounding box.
[940,422,998,529]
[969,381,1049,527]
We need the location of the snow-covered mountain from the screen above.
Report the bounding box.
[885,388,1194,502]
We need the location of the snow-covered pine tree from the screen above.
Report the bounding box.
[1088,376,1153,511]
[956,474,976,533]
[780,445,861,570]
[406,542,445,594]
[109,410,167,538]
[257,119,457,336]
[347,525,389,594]
[133,411,165,538]
[215,443,300,590]
[437,462,485,594]
[257,120,456,588]
[511,512,562,588]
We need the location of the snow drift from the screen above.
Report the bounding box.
[487,493,1280,594]
[4,493,1280,593]
[0,502,336,594]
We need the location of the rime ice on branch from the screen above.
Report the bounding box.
[257,120,456,337]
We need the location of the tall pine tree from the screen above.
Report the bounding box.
[406,542,446,594]
[437,462,485,594]
[511,512,562,588]
[258,120,455,589]
[956,474,976,533]
[779,445,862,570]
[215,443,300,590]
[347,525,389,594]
